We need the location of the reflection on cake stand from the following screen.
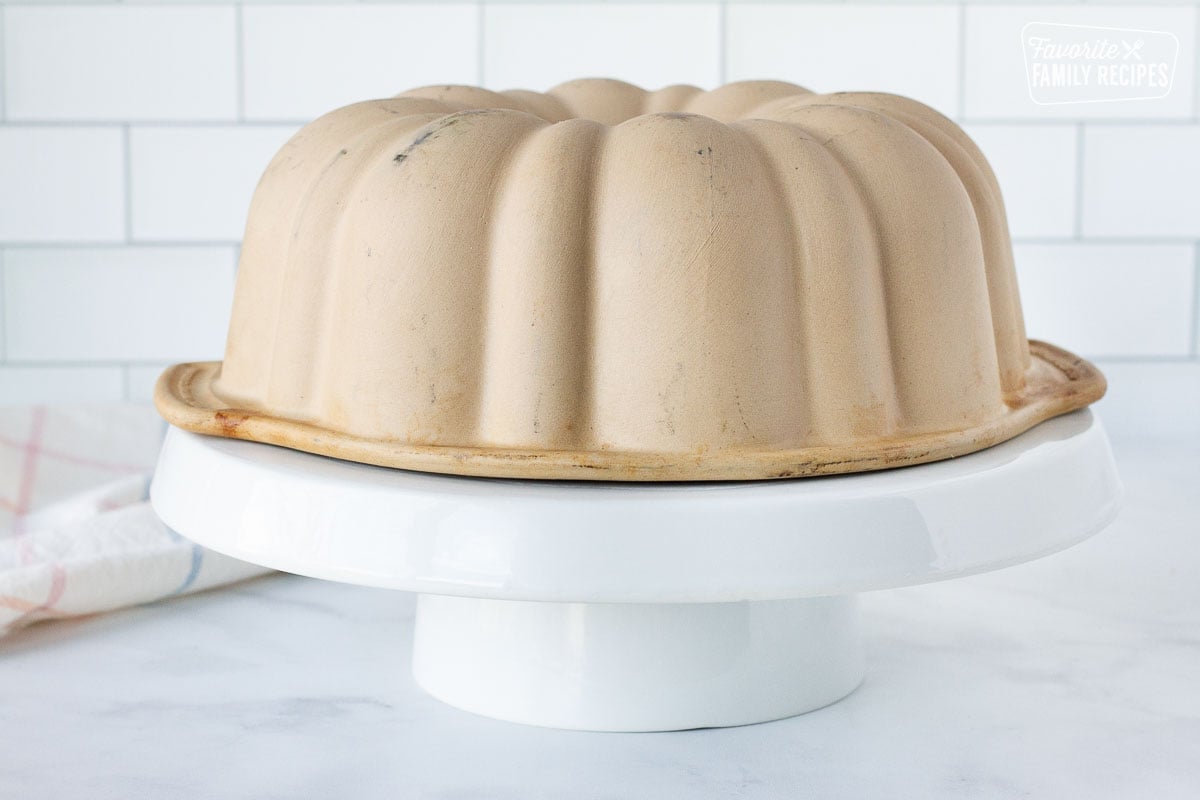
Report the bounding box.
[150,410,1120,732]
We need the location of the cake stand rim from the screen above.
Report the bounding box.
[149,408,1122,602]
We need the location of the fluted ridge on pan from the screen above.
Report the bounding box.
[757,91,1029,396]
[217,97,455,415]
[477,118,606,449]
[733,118,899,442]
[319,108,549,444]
[212,81,1030,456]
[740,100,1005,433]
[586,112,814,452]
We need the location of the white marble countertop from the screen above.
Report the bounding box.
[1,434,1197,799]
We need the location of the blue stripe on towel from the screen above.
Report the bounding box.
[171,544,205,596]
[163,526,205,596]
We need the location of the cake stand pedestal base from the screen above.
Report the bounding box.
[412,594,862,731]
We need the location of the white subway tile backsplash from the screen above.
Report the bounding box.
[1014,243,1195,358]
[1081,125,1200,239]
[0,1,1193,418]
[0,366,125,405]
[130,126,298,242]
[1093,361,1200,442]
[241,5,479,121]
[126,365,169,404]
[0,11,6,120]
[966,123,1077,239]
[483,3,721,91]
[3,247,235,362]
[964,5,1197,120]
[725,4,961,117]
[0,127,125,243]
[3,7,238,121]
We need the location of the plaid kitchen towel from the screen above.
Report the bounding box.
[0,405,269,636]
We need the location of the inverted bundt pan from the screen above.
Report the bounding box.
[156,79,1105,482]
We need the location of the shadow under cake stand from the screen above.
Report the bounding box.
[150,409,1121,732]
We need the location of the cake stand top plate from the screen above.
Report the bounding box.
[151,409,1121,603]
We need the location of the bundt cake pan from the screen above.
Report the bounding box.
[156,79,1105,482]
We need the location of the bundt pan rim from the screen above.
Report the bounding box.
[154,340,1104,483]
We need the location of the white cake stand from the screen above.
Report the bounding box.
[150,409,1121,732]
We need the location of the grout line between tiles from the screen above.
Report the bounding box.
[0,120,306,128]
[1090,354,1200,366]
[0,8,6,123]
[1013,236,1200,247]
[1073,123,1085,240]
[122,125,134,243]
[235,3,246,122]
[964,117,1199,126]
[0,247,6,363]
[1191,242,1200,358]
[5,359,202,369]
[956,1,967,120]
[477,1,486,88]
[718,1,727,86]
[0,241,242,250]
[1194,6,1200,121]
